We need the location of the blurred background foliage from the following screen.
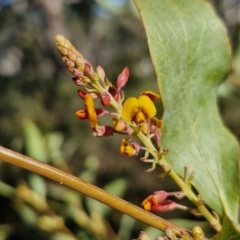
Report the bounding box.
[0,0,239,239]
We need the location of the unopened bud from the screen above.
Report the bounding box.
[133,231,152,240]
[72,77,86,86]
[72,69,84,78]
[84,62,94,78]
[96,65,105,82]
[117,67,129,90]
[164,226,173,239]
[100,92,111,106]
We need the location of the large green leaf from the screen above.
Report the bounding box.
[134,0,239,224]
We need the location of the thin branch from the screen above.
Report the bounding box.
[0,146,189,237]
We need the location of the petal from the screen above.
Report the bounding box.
[152,191,168,204]
[137,95,156,119]
[85,95,97,128]
[113,117,127,131]
[120,139,137,156]
[85,94,95,109]
[78,90,98,99]
[125,145,137,156]
[76,110,88,119]
[151,117,163,129]
[141,196,154,211]
[121,97,139,122]
[133,111,146,124]
[151,200,176,212]
[142,200,152,211]
[139,121,149,135]
[121,138,128,147]
[141,90,161,101]
[88,108,97,128]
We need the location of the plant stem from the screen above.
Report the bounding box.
[0,146,189,237]
[136,131,222,232]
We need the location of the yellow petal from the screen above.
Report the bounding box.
[121,97,139,122]
[137,95,156,119]
[113,117,127,131]
[85,95,97,128]
[141,197,152,211]
[88,108,97,128]
[139,121,149,135]
[124,145,137,156]
[85,94,95,109]
[142,201,151,211]
[120,139,137,157]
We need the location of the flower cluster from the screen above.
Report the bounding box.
[55,36,206,236]
[55,35,165,162]
[54,35,195,218]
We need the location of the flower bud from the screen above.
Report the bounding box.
[192,226,205,240]
[96,65,105,83]
[117,67,129,90]
[100,92,111,106]
[108,85,119,101]
[75,58,87,71]
[133,231,152,240]
[84,62,94,78]
[72,77,86,86]
[72,69,84,78]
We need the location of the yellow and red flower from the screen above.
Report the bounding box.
[120,139,140,157]
[76,94,105,128]
[142,191,187,213]
[121,91,160,124]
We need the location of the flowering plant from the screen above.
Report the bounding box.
[0,0,239,239]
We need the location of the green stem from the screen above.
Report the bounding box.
[136,131,222,232]
[0,146,189,237]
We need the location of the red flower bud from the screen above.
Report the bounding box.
[100,92,111,106]
[117,67,129,91]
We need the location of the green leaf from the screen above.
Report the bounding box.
[211,216,240,240]
[22,119,48,163]
[134,0,239,223]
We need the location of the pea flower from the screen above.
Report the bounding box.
[76,95,106,128]
[121,92,159,124]
[120,139,140,157]
[142,191,187,213]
